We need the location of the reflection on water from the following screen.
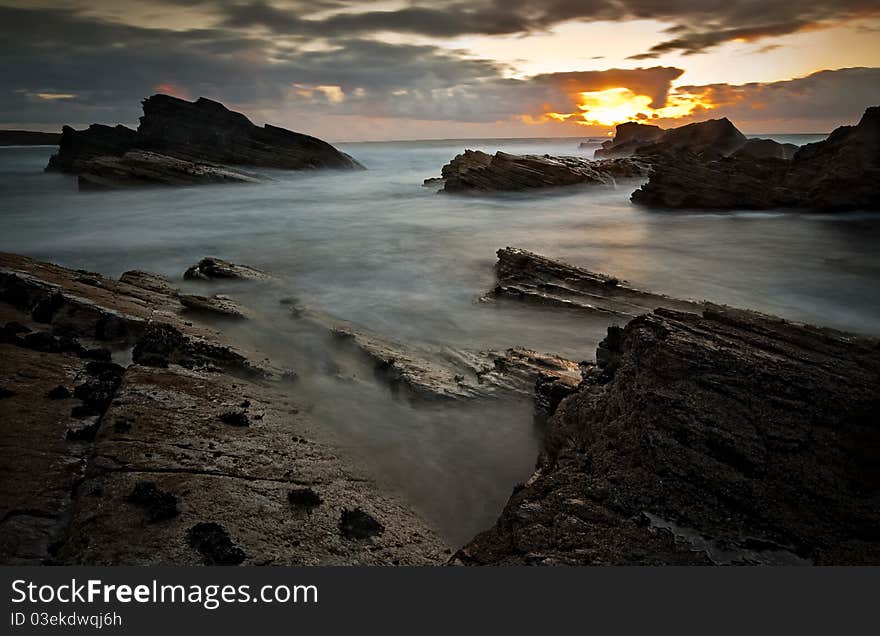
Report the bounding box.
[1,140,878,545]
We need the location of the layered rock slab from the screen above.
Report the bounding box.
[457,305,880,565]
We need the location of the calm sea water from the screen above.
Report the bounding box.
[1,136,878,545]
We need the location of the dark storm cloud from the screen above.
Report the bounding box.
[214,0,880,56]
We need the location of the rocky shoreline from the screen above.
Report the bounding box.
[2,249,878,565]
[0,253,447,565]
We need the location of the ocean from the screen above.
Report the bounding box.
[1,135,878,545]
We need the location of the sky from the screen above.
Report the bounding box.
[2,0,880,140]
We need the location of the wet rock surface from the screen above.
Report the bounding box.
[46,94,362,189]
[75,151,263,190]
[457,304,880,565]
[0,253,448,565]
[486,247,703,318]
[431,150,649,193]
[183,257,269,282]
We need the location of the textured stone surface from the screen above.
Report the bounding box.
[457,304,880,565]
[431,150,649,193]
[633,106,880,211]
[76,151,262,189]
[0,253,448,565]
[486,247,703,318]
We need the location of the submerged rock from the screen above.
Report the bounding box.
[457,304,880,565]
[179,294,248,320]
[434,150,649,193]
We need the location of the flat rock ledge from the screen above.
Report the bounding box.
[455,304,880,565]
[427,150,649,193]
[485,247,702,318]
[0,253,448,565]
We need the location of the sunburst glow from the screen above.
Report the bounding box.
[535,86,716,128]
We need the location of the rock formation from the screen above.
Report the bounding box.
[594,122,665,158]
[75,151,262,190]
[294,307,582,402]
[46,94,363,189]
[430,150,649,193]
[633,106,880,211]
[486,247,702,318]
[0,253,447,565]
[183,257,269,281]
[456,303,880,565]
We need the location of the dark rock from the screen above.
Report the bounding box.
[459,304,880,565]
[75,150,263,190]
[633,106,879,211]
[22,331,63,353]
[65,419,100,440]
[127,482,179,522]
[637,117,748,159]
[31,292,65,323]
[734,138,798,160]
[218,411,250,427]
[118,270,177,295]
[186,522,246,565]
[594,122,665,158]
[288,488,323,511]
[136,94,362,170]
[0,387,15,399]
[46,94,362,188]
[630,153,794,209]
[73,361,125,414]
[487,247,702,317]
[47,385,71,400]
[182,257,268,281]
[784,105,880,210]
[4,321,30,334]
[46,124,137,172]
[436,150,649,193]
[534,371,581,421]
[339,508,385,540]
[80,347,112,361]
[179,294,247,320]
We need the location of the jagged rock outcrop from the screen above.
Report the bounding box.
[0,253,448,565]
[430,150,649,193]
[46,124,137,172]
[633,106,880,211]
[46,94,363,189]
[635,117,748,159]
[594,122,665,158]
[135,94,362,170]
[456,305,880,565]
[485,247,702,318]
